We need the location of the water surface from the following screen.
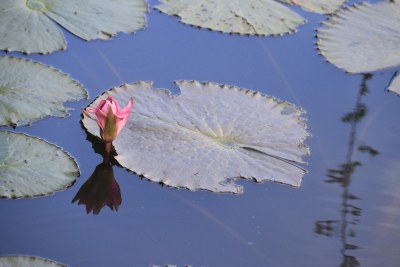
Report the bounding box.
[1,1,399,266]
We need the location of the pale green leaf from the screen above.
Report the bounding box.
[82,81,310,194]
[0,56,87,127]
[0,256,66,267]
[0,0,148,54]
[278,0,346,14]
[317,1,400,73]
[0,131,80,199]
[155,0,305,36]
[0,0,66,54]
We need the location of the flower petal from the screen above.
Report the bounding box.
[119,97,134,116]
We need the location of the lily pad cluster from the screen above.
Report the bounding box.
[82,81,310,194]
[0,0,148,54]
[317,0,400,94]
[0,56,85,198]
[155,0,346,36]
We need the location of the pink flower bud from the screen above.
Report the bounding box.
[83,97,134,144]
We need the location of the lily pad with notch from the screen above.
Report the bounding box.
[0,0,148,54]
[0,56,87,127]
[0,131,80,199]
[82,80,310,194]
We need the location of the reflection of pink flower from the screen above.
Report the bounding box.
[72,163,122,215]
[83,97,134,143]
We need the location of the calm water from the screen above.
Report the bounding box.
[1,1,399,266]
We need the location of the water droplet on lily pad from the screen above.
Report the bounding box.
[82,81,310,194]
[0,56,87,127]
[0,131,80,199]
[317,1,400,73]
[26,0,46,11]
[0,255,66,267]
[0,0,148,54]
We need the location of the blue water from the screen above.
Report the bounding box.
[1,0,399,266]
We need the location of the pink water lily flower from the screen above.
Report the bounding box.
[83,97,134,150]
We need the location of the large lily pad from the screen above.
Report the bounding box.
[0,56,87,127]
[0,0,148,54]
[0,131,80,199]
[0,256,66,267]
[317,1,400,73]
[82,81,310,194]
[388,73,400,95]
[278,0,346,14]
[155,0,347,35]
[155,0,306,36]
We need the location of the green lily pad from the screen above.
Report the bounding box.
[0,56,87,127]
[388,73,400,95]
[0,256,66,267]
[317,1,400,73]
[155,0,347,35]
[155,0,306,36]
[82,81,310,194]
[278,0,346,14]
[0,131,80,199]
[0,0,148,54]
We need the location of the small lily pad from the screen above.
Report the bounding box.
[317,1,400,73]
[0,56,87,127]
[388,73,400,95]
[82,81,310,194]
[278,0,346,14]
[0,256,66,267]
[0,131,80,199]
[155,0,306,36]
[0,0,148,54]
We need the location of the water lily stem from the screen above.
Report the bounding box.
[104,142,113,164]
[105,141,112,153]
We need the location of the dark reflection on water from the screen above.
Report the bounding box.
[315,74,380,267]
[72,134,122,215]
[72,161,121,215]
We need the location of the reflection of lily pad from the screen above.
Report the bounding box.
[317,1,400,73]
[388,73,400,95]
[0,256,66,267]
[83,81,310,194]
[0,56,87,127]
[155,0,346,36]
[0,131,80,199]
[0,0,148,54]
